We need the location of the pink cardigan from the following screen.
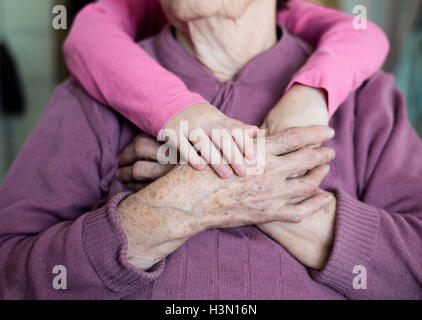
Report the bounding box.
[63,0,389,137]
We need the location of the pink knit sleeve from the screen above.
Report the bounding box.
[279,0,390,116]
[64,0,389,136]
[63,0,206,137]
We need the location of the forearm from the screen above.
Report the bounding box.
[115,129,339,273]
[63,0,205,136]
[116,165,232,271]
[117,197,188,271]
[116,154,320,272]
[279,0,389,115]
[264,84,329,134]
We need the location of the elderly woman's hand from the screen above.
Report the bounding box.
[116,126,335,271]
[259,190,337,270]
[115,133,175,191]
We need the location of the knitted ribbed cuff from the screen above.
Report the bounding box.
[83,192,165,297]
[311,189,380,297]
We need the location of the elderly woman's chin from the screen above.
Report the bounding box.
[159,0,256,21]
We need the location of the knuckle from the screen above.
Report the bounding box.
[312,197,324,210]
[303,148,318,167]
[324,148,335,162]
[302,179,318,195]
[288,211,303,223]
[283,128,301,150]
[315,149,327,164]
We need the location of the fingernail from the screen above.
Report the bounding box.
[328,128,335,137]
[195,158,206,169]
[221,167,233,178]
[246,146,256,158]
[237,165,247,177]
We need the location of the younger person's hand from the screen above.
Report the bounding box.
[262,84,329,136]
[162,103,259,178]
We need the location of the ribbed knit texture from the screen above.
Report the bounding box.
[83,192,165,297]
[311,190,380,296]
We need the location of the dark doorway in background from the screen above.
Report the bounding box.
[55,0,94,82]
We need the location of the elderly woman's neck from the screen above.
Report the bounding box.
[176,0,277,82]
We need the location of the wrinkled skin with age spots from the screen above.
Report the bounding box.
[160,0,278,82]
[117,126,335,271]
[159,0,255,28]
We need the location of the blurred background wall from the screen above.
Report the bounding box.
[339,0,422,134]
[0,0,421,182]
[0,0,84,181]
[0,0,58,180]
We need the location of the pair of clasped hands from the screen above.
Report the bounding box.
[115,84,337,271]
[116,84,335,219]
[116,83,334,194]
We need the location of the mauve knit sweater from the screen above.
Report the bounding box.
[0,27,421,300]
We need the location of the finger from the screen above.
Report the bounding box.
[231,127,256,159]
[191,129,233,178]
[285,165,331,199]
[280,147,335,177]
[118,134,161,166]
[115,161,174,182]
[226,118,258,138]
[268,126,335,156]
[211,127,247,177]
[176,134,206,170]
[277,192,332,223]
